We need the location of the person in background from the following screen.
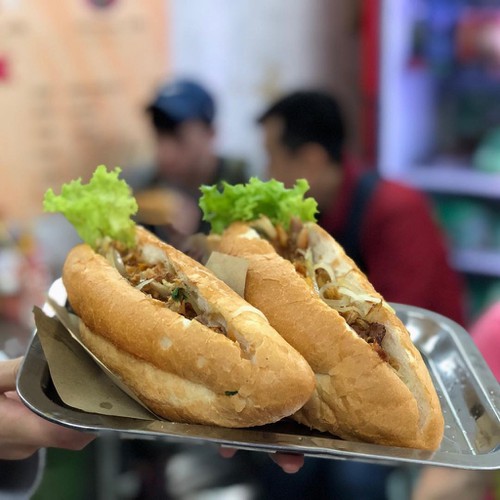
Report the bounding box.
[259,90,466,326]
[127,78,249,245]
[0,357,94,499]
[251,90,467,500]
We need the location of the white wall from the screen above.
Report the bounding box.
[169,0,338,175]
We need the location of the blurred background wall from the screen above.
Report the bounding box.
[0,0,363,221]
[0,0,167,222]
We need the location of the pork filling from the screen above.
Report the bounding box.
[257,218,388,359]
[99,240,227,335]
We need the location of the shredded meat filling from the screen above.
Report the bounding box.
[340,313,387,359]
[264,221,389,361]
[350,320,386,345]
[274,219,305,259]
[269,219,312,286]
[315,268,331,289]
[104,243,226,335]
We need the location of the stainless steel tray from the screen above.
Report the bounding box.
[17,302,500,470]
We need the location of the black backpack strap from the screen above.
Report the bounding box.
[335,171,380,272]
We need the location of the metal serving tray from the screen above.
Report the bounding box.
[17,299,500,470]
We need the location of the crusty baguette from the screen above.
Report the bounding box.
[62,226,315,427]
[218,221,444,449]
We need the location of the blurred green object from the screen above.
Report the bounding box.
[465,276,492,322]
[433,196,493,249]
[465,275,500,323]
[493,217,500,250]
[484,280,500,310]
[32,447,95,500]
[474,127,500,172]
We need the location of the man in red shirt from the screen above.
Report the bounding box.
[259,90,465,326]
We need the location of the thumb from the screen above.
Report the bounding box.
[0,357,22,393]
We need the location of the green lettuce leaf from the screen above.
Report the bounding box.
[43,165,138,249]
[199,177,318,234]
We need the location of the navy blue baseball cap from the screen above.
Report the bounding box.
[147,79,215,124]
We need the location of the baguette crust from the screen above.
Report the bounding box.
[218,222,444,449]
[62,226,315,427]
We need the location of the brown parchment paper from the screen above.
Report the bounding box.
[205,251,248,297]
[34,307,154,420]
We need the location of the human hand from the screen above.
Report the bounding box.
[0,357,95,460]
[412,466,494,500]
[219,447,304,474]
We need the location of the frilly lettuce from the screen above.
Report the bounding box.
[199,177,318,234]
[43,165,138,249]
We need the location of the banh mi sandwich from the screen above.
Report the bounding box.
[43,166,315,427]
[199,178,444,449]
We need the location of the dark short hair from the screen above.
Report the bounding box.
[258,91,346,163]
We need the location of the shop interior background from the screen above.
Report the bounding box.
[0,0,499,498]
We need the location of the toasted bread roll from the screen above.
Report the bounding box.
[62,226,315,427]
[218,221,444,449]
